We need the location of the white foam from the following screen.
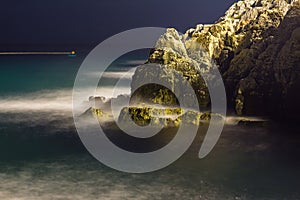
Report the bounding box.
[225,116,269,125]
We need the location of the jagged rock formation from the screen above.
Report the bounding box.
[223,0,300,119]
[131,0,300,121]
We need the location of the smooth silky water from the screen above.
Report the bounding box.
[0,51,299,200]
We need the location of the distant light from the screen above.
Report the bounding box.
[0,51,77,56]
[0,51,77,58]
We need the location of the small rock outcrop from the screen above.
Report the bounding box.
[117,107,223,128]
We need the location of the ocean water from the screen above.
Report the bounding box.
[0,50,299,200]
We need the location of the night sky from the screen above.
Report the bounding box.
[0,0,237,47]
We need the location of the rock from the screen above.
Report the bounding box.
[232,2,300,120]
[92,108,104,118]
[154,28,188,57]
[118,106,224,128]
[130,0,300,121]
[131,62,210,108]
[89,96,106,109]
[118,106,183,127]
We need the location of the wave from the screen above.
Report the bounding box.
[225,116,269,125]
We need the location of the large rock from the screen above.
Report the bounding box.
[130,0,300,121]
[231,1,300,120]
[131,28,220,108]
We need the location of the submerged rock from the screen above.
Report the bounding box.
[238,119,269,127]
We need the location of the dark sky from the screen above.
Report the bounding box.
[0,0,237,46]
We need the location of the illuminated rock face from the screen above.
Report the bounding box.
[131,0,300,121]
[130,63,210,108]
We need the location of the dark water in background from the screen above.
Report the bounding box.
[0,50,299,199]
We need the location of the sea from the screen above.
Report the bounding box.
[0,48,299,200]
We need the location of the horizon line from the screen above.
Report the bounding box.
[0,51,76,55]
